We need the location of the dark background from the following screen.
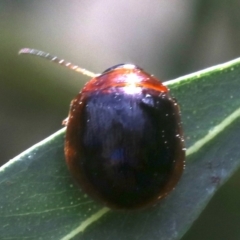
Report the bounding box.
[1,1,240,239]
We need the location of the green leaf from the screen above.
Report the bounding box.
[1,58,240,240]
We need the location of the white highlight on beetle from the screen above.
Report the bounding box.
[123,73,142,94]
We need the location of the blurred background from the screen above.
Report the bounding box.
[1,0,240,239]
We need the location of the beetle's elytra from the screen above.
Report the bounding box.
[65,64,185,210]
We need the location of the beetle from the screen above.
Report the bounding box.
[19,48,185,210]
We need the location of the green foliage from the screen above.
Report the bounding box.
[1,58,240,240]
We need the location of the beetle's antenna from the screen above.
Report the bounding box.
[19,48,96,78]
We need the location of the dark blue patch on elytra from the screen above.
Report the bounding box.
[77,88,180,207]
[111,148,125,163]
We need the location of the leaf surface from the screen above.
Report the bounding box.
[1,58,240,240]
